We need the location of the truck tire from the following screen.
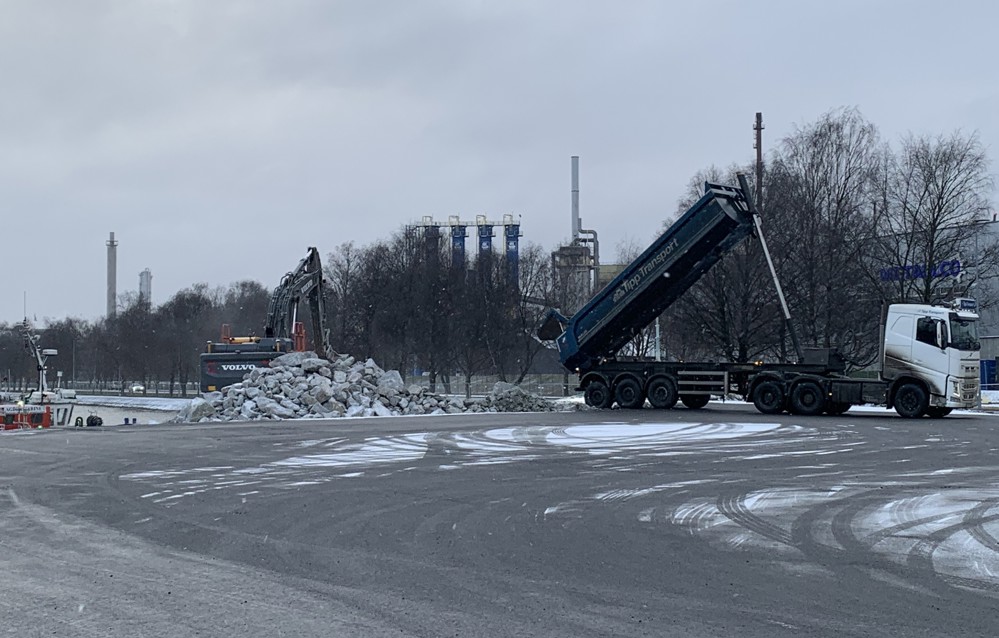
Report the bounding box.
[752,380,785,415]
[790,381,825,416]
[680,395,710,409]
[926,406,952,419]
[584,380,613,409]
[614,377,645,409]
[894,383,928,418]
[646,377,679,410]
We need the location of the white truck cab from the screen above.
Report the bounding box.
[883,298,980,415]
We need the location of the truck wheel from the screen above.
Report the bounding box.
[646,377,678,410]
[752,380,785,415]
[614,378,645,409]
[926,407,952,418]
[825,401,850,416]
[790,381,825,416]
[680,395,709,409]
[894,383,928,418]
[584,380,613,409]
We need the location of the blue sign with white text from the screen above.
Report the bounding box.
[879,259,961,282]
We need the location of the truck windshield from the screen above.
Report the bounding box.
[949,314,980,351]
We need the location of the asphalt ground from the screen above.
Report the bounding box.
[2,404,999,637]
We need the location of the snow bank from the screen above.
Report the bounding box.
[78,396,192,411]
[980,390,999,405]
[176,351,576,423]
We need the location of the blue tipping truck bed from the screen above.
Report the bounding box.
[540,182,755,373]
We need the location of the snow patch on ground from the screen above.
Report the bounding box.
[77,395,191,411]
[661,483,999,594]
[119,420,793,505]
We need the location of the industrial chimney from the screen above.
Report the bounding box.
[139,268,153,304]
[571,155,580,241]
[106,232,118,317]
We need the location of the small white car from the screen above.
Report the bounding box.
[128,384,145,394]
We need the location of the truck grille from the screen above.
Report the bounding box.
[962,379,979,402]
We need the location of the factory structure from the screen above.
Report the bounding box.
[549,156,629,314]
[405,156,620,303]
[407,213,523,282]
[105,231,153,317]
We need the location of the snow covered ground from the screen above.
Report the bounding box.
[72,393,999,427]
[70,395,189,426]
[980,390,999,406]
[77,395,192,411]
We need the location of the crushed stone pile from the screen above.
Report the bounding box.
[177,351,570,423]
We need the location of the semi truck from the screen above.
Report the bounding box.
[538,176,981,418]
[200,247,334,392]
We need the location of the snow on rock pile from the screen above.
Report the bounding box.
[176,351,565,423]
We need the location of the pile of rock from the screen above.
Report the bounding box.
[177,351,569,423]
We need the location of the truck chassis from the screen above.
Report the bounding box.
[578,357,953,418]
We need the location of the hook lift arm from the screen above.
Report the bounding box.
[736,172,803,363]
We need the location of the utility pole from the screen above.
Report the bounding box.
[753,112,764,208]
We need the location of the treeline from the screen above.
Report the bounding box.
[0,240,559,396]
[0,281,274,395]
[0,108,993,394]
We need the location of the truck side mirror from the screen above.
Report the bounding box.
[935,320,946,350]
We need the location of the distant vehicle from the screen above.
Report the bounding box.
[128,384,145,394]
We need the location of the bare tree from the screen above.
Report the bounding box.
[116,294,154,392]
[870,131,996,305]
[326,242,364,354]
[664,165,782,363]
[448,248,496,396]
[770,107,883,365]
[508,242,558,383]
[158,285,216,396]
[218,280,272,337]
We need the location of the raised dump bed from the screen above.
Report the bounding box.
[540,182,754,373]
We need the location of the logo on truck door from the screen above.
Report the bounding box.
[612,238,680,303]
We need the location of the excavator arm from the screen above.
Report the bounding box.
[264,247,335,360]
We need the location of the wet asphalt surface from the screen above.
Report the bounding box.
[2,404,999,637]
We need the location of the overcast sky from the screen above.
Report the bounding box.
[2,0,997,324]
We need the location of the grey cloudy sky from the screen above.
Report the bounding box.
[3,0,997,324]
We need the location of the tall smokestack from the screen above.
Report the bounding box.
[139,268,153,304]
[106,232,118,317]
[571,155,580,241]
